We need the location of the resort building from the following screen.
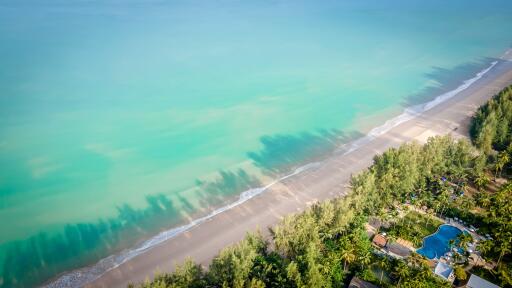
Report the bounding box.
[386,241,412,258]
[464,274,500,288]
[371,233,411,259]
[372,234,387,248]
[348,277,380,288]
[433,262,455,283]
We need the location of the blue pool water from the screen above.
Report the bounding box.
[417,225,463,259]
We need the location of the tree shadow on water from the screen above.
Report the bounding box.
[1,127,365,287]
[402,57,499,107]
[0,168,263,288]
[194,169,262,209]
[0,194,181,288]
[247,129,363,176]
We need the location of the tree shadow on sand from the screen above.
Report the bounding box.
[402,57,500,107]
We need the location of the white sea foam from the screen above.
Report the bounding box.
[43,162,321,288]
[337,60,498,155]
[44,60,499,288]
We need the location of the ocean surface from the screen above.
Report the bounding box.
[1,1,512,287]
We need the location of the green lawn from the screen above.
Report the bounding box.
[386,211,443,247]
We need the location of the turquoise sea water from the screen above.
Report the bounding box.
[1,1,512,286]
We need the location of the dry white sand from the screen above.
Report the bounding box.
[86,54,512,288]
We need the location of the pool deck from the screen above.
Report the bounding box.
[404,204,486,243]
[379,204,489,265]
[443,218,486,242]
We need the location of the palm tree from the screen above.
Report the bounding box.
[452,166,468,183]
[476,193,492,208]
[454,265,467,281]
[393,261,410,287]
[400,206,410,226]
[460,181,469,195]
[377,256,390,283]
[358,251,372,270]
[477,240,493,256]
[417,264,432,281]
[458,197,474,218]
[457,233,473,251]
[453,251,464,263]
[407,252,425,268]
[449,239,456,250]
[497,237,511,266]
[376,209,388,233]
[432,200,441,217]
[495,151,510,179]
[437,190,450,218]
[424,209,435,229]
[340,248,356,272]
[415,182,427,197]
[475,173,490,190]
[390,209,400,222]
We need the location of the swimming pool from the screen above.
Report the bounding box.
[417,225,462,259]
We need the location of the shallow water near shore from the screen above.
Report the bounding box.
[1,1,512,287]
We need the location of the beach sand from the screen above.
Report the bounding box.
[85,53,512,288]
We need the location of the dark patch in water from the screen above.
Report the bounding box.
[0,168,261,288]
[247,129,363,175]
[2,128,365,287]
[194,169,261,208]
[0,194,180,288]
[402,57,499,107]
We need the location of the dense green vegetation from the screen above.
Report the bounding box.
[470,84,512,287]
[474,183,512,286]
[135,85,512,288]
[471,84,512,181]
[133,135,480,288]
[471,85,512,154]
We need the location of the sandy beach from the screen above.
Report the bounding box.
[84,53,512,288]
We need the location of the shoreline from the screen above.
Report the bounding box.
[46,51,512,288]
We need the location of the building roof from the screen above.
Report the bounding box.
[427,259,437,269]
[372,234,387,247]
[348,277,380,288]
[368,217,383,229]
[386,242,412,257]
[434,262,453,281]
[466,274,500,288]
